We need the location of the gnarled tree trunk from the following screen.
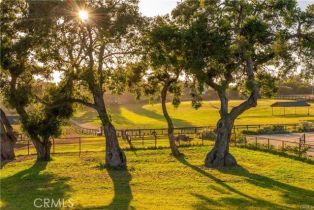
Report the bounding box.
[161,85,181,156]
[205,116,237,168]
[32,138,52,161]
[95,94,126,167]
[205,58,258,168]
[0,109,17,161]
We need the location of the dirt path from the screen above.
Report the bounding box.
[246,132,314,157]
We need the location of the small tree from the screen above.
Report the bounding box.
[173,0,314,167]
[129,17,203,156]
[135,17,185,156]
[0,0,73,161]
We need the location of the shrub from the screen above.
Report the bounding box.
[200,130,216,140]
[242,125,288,135]
[284,144,311,157]
[298,122,314,132]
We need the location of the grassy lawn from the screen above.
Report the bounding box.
[73,99,314,129]
[1,146,314,210]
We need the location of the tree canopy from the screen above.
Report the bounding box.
[171,0,314,167]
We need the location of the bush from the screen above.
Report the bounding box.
[298,122,314,132]
[242,125,288,135]
[284,144,311,157]
[200,130,216,140]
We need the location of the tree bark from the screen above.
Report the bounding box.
[94,94,126,167]
[32,138,52,161]
[103,122,126,167]
[205,116,237,168]
[205,58,258,168]
[0,109,17,161]
[161,85,181,156]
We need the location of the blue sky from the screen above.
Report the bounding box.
[139,0,314,17]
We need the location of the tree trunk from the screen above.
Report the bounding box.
[94,94,126,167]
[205,58,258,168]
[104,122,126,167]
[32,138,52,161]
[161,86,181,156]
[205,116,237,168]
[0,109,17,161]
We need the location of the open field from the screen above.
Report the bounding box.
[73,100,314,129]
[1,146,314,210]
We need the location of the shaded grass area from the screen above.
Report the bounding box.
[73,100,314,129]
[1,147,314,209]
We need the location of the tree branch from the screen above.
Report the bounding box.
[229,58,259,119]
[67,98,96,109]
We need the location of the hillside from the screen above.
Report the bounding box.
[73,99,314,129]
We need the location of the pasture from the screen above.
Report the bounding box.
[1,146,314,210]
[73,100,314,129]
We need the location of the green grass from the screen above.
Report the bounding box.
[14,136,206,156]
[1,146,314,209]
[73,99,314,129]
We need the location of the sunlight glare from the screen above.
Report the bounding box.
[79,10,89,21]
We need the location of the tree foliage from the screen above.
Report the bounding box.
[171,0,314,168]
[0,0,74,160]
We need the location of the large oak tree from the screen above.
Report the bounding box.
[39,0,142,167]
[172,0,314,167]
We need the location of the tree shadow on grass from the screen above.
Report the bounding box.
[77,167,133,210]
[1,160,71,210]
[124,103,193,127]
[219,165,314,207]
[175,156,296,210]
[106,167,133,210]
[108,105,136,128]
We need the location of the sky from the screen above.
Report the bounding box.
[139,0,314,17]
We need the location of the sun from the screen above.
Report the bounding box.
[79,10,89,21]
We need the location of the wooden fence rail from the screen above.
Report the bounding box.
[70,121,303,138]
[245,135,314,158]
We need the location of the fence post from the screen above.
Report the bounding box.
[255,137,258,148]
[245,136,247,147]
[154,134,157,149]
[27,139,30,155]
[52,138,55,154]
[282,141,285,151]
[298,141,301,157]
[79,137,81,156]
[267,138,270,150]
[304,133,306,144]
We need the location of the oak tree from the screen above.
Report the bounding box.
[173,0,314,167]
